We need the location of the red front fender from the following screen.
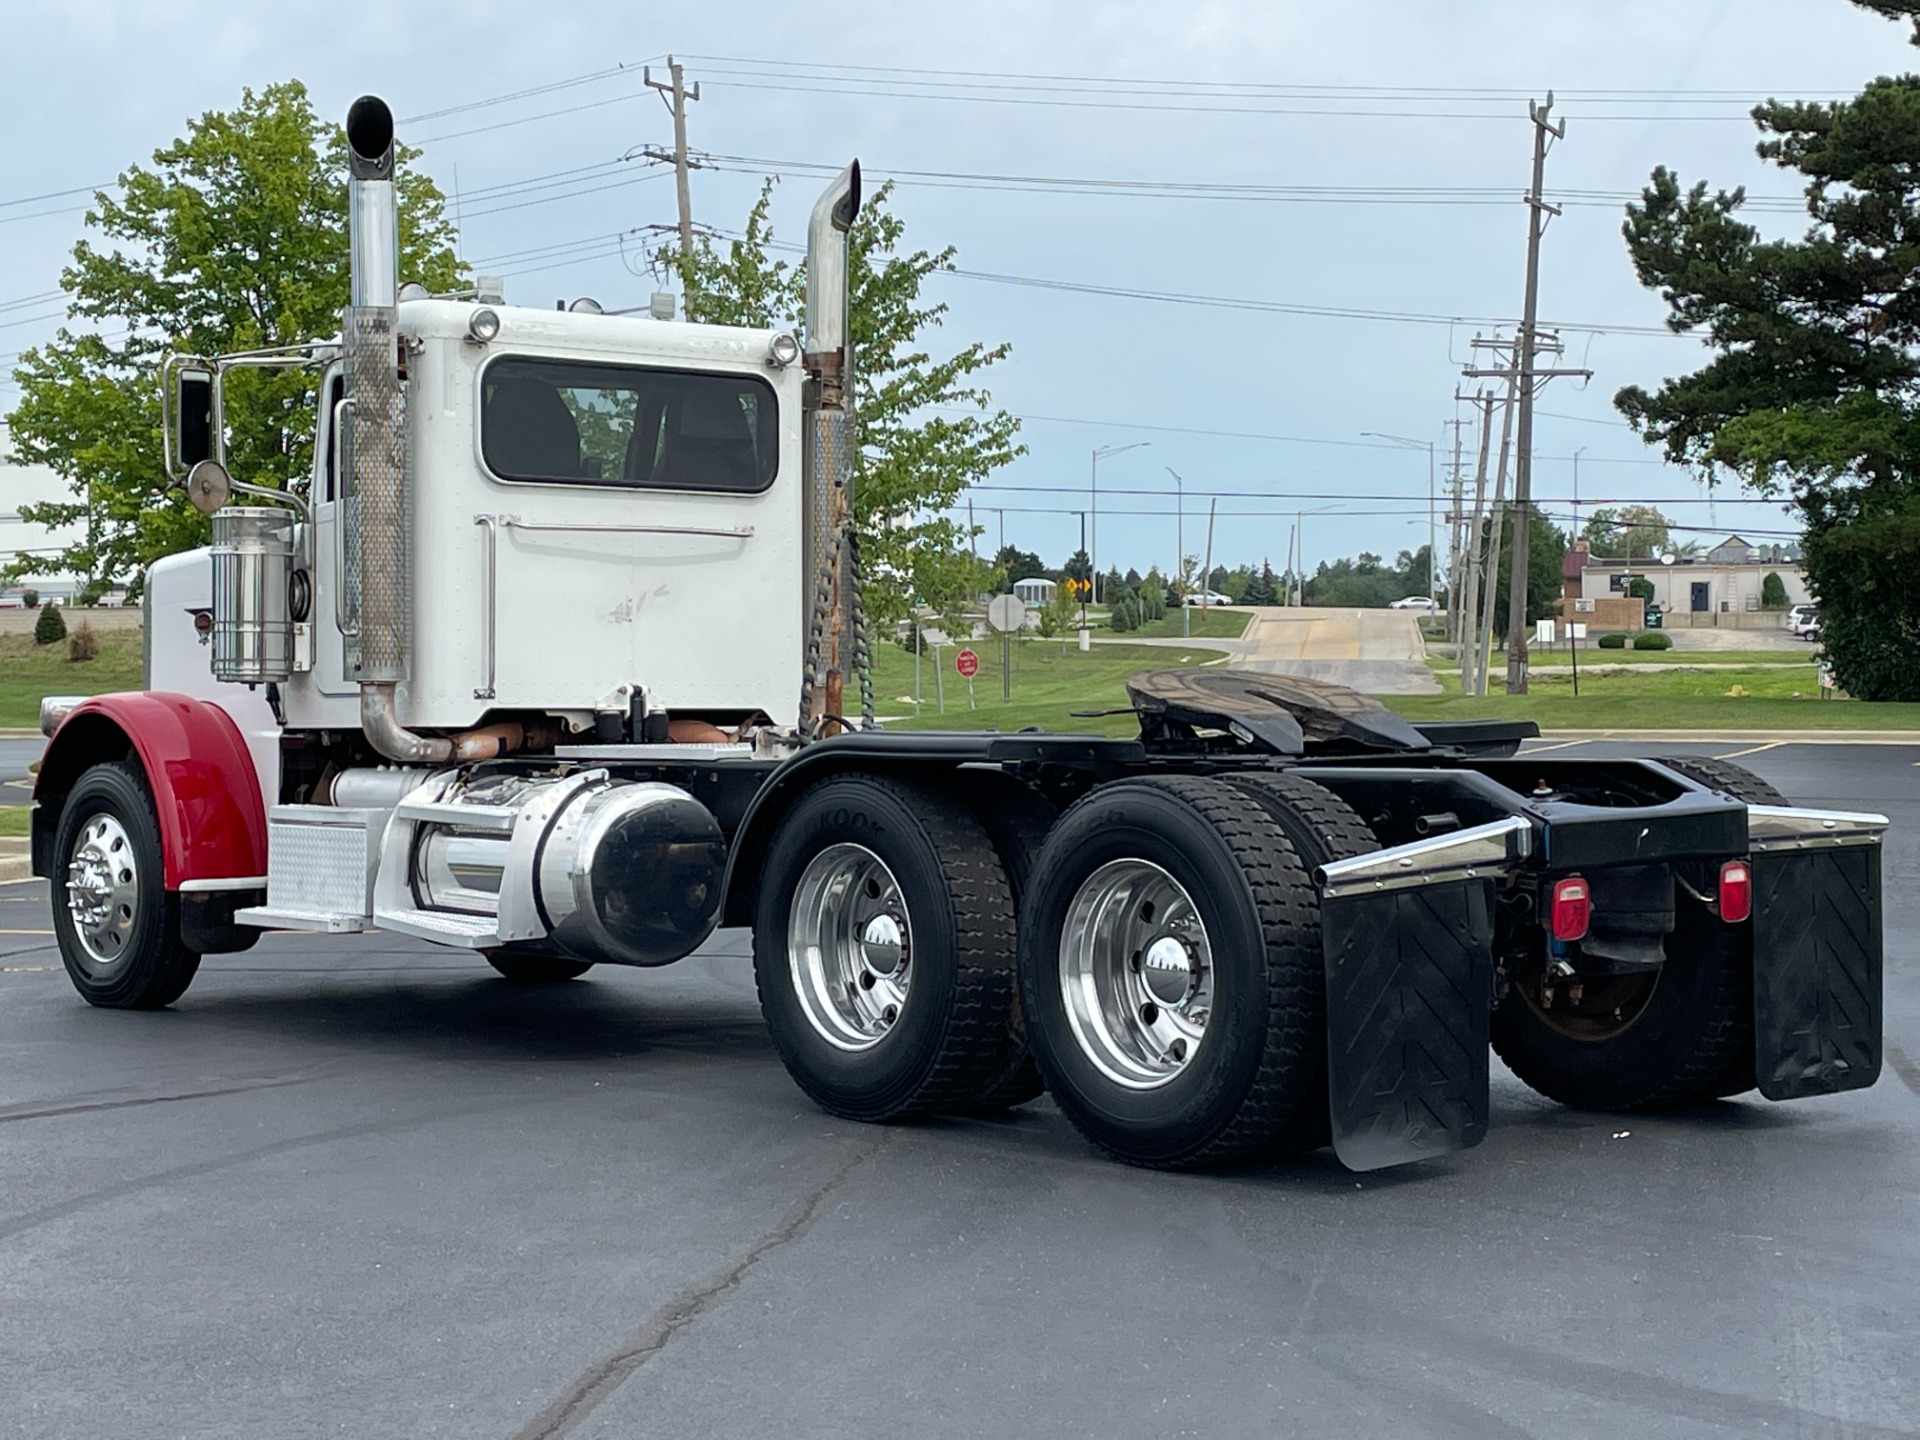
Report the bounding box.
[33,692,268,888]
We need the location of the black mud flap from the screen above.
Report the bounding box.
[1752,847,1882,1101]
[1320,880,1495,1171]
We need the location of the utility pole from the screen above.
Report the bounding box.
[645,57,701,263]
[1455,389,1497,695]
[1090,441,1149,606]
[1444,409,1468,644]
[1505,93,1565,696]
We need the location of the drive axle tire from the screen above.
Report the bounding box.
[953,772,1059,1112]
[1225,771,1381,1153]
[1018,776,1323,1169]
[753,775,1018,1122]
[486,951,595,982]
[51,762,202,1010]
[1493,755,1782,1109]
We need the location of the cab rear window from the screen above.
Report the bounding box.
[481,358,778,493]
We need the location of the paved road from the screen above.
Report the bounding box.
[2,740,1917,1437]
[0,738,41,808]
[1233,606,1441,695]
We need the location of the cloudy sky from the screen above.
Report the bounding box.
[1,0,1909,580]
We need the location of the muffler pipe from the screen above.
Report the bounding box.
[800,162,861,734]
[345,95,445,763]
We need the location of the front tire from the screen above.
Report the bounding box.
[51,762,202,1010]
[753,775,1018,1121]
[1019,776,1323,1169]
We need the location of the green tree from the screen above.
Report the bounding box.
[5,82,463,594]
[1613,0,1920,698]
[678,178,1022,627]
[1039,579,1080,642]
[1061,548,1093,588]
[1582,505,1674,560]
[1761,571,1790,608]
[990,545,1045,592]
[1241,561,1282,607]
[1470,506,1566,635]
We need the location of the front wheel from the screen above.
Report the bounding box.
[51,762,202,1009]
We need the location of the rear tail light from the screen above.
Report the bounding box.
[1718,860,1753,924]
[1550,877,1591,941]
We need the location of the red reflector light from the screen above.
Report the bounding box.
[1551,877,1591,941]
[1719,860,1753,924]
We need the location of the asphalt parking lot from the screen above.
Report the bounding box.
[3,739,1917,1438]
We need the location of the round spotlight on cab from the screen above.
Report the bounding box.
[185,459,232,516]
[467,308,501,344]
[767,332,800,369]
[568,296,604,315]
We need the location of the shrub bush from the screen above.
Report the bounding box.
[67,620,99,662]
[1761,571,1789,610]
[1596,632,1627,649]
[1633,631,1673,650]
[33,603,66,646]
[19,588,38,609]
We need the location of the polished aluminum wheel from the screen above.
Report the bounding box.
[788,843,913,1051]
[65,812,140,967]
[1059,859,1213,1089]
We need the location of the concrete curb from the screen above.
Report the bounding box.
[0,856,34,883]
[0,729,43,740]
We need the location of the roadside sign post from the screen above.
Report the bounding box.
[956,647,980,710]
[1568,621,1587,697]
[986,594,1028,704]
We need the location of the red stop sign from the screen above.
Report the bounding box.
[955,648,980,678]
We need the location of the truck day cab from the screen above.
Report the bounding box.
[34,98,1889,1172]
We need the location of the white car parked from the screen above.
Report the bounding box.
[1788,604,1820,639]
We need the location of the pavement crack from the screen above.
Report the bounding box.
[511,1139,884,1440]
[0,1074,327,1125]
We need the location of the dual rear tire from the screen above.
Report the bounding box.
[754,770,1373,1167]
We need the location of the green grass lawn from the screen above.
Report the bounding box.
[875,638,1226,735]
[1390,662,1920,730]
[0,808,30,837]
[0,629,143,730]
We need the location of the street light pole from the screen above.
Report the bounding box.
[1364,431,1439,603]
[1091,441,1149,606]
[1166,466,1187,638]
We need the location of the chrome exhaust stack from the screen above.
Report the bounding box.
[799,162,862,735]
[343,95,451,763]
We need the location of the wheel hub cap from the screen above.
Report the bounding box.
[66,813,139,967]
[1140,935,1197,1006]
[789,843,913,1052]
[1059,858,1214,1089]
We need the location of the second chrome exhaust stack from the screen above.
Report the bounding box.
[344,95,451,764]
[799,162,862,736]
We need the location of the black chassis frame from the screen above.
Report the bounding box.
[468,727,1884,1174]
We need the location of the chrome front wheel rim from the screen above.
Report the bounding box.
[66,812,140,967]
[788,843,913,1052]
[1059,859,1213,1089]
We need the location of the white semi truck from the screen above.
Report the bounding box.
[32,98,1890,1172]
